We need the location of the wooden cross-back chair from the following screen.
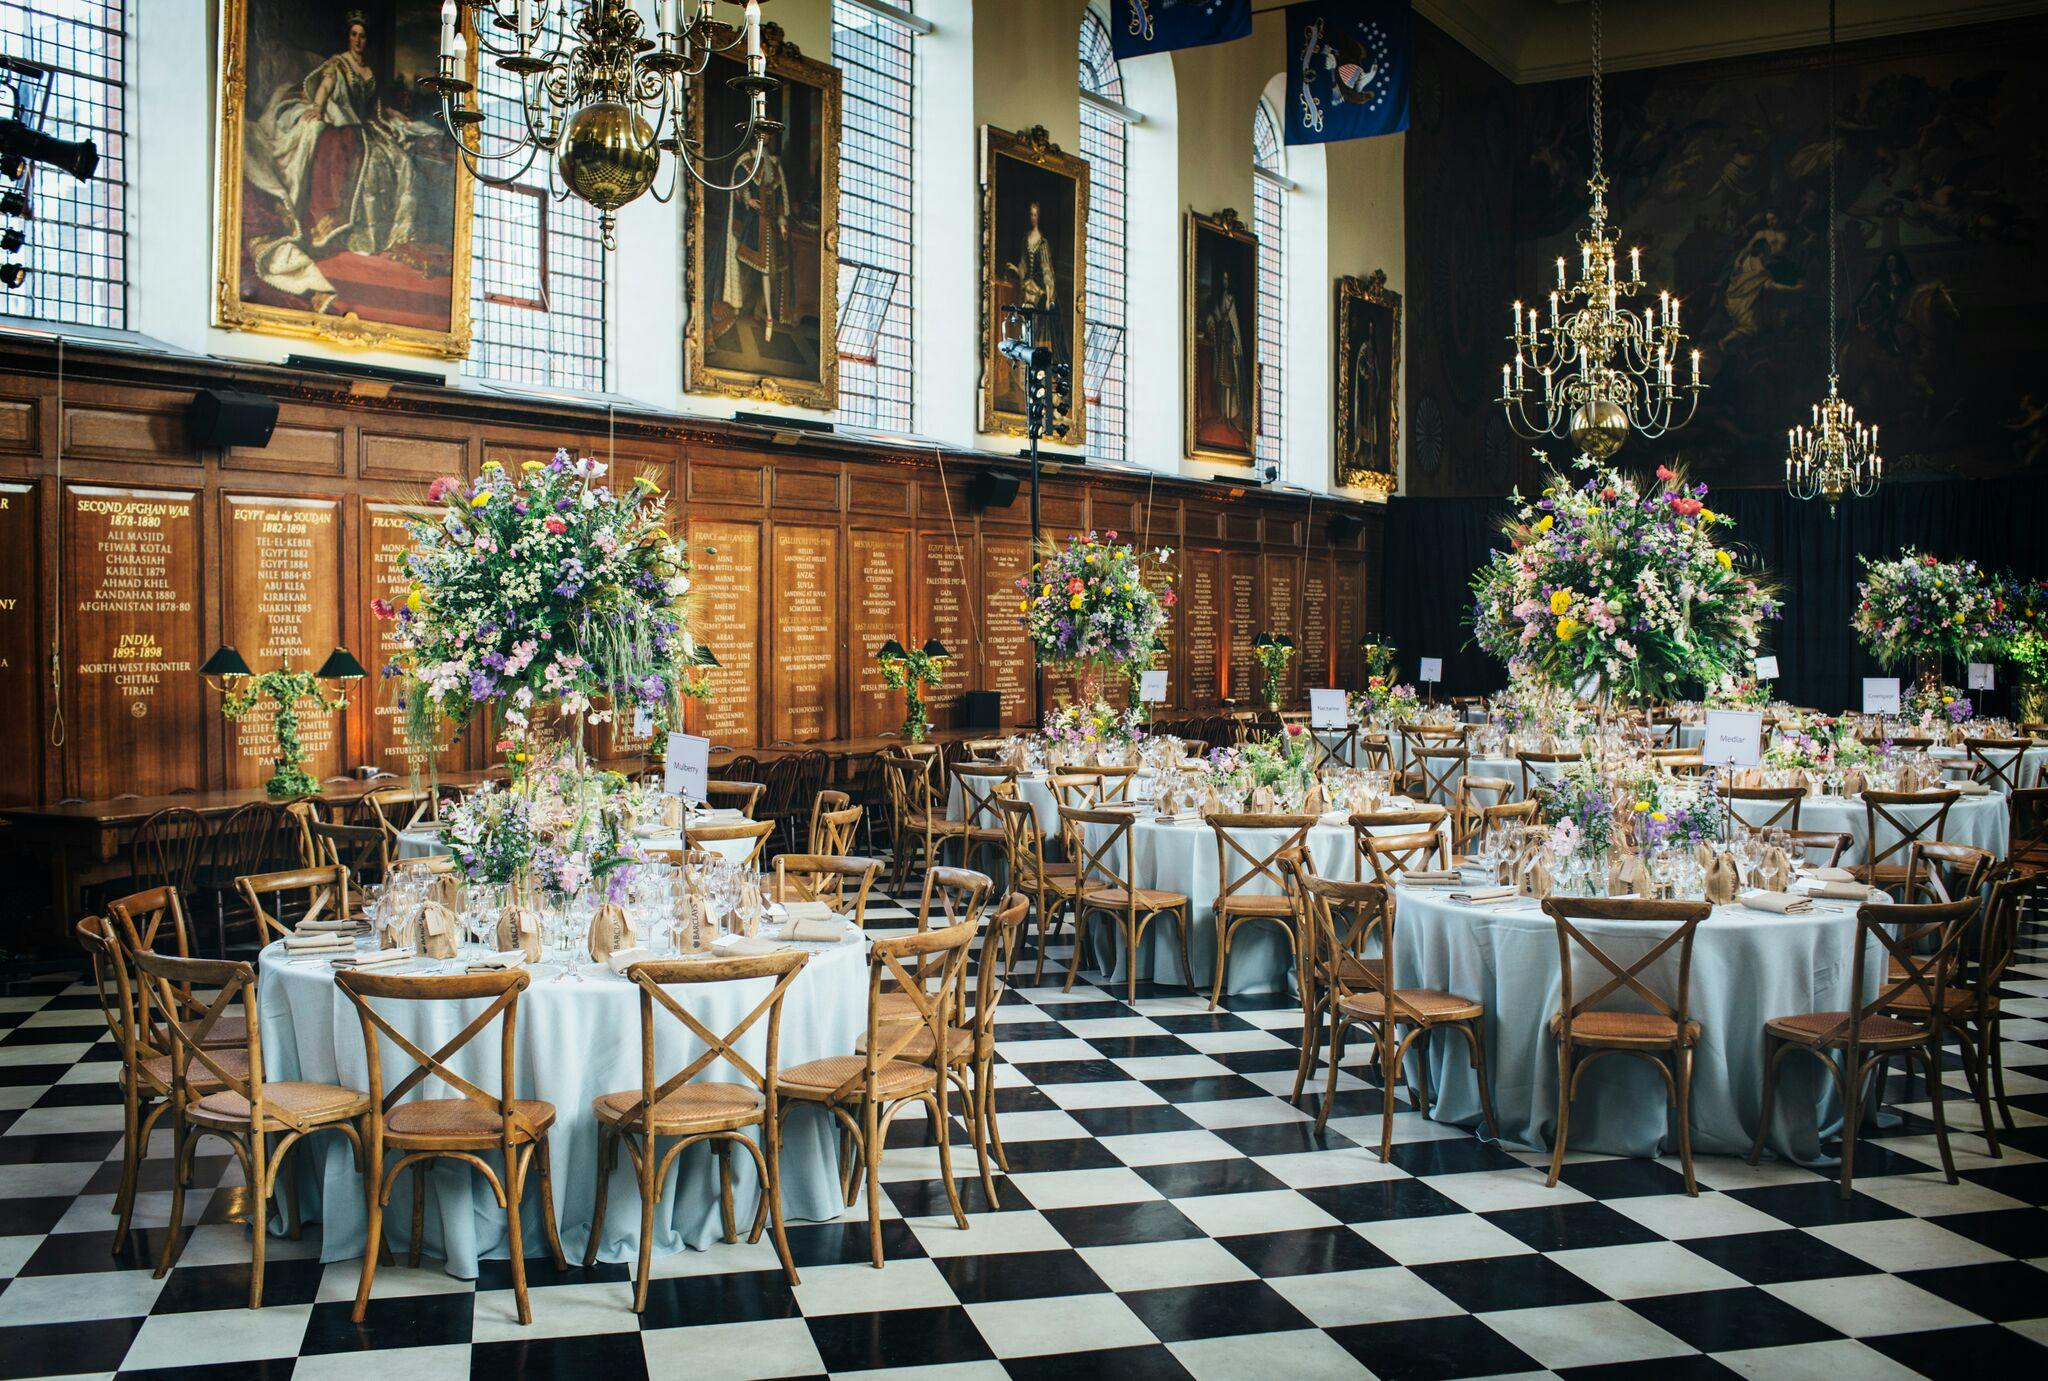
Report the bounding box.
[771,853,881,926]
[1349,809,1449,885]
[1857,789,1959,892]
[1060,804,1193,1000]
[200,802,294,954]
[334,967,567,1324]
[585,949,810,1310]
[1206,813,1317,1010]
[1047,771,1106,809]
[1460,799,1539,854]
[1541,897,1713,1195]
[235,865,354,942]
[1752,896,1975,1198]
[807,789,860,855]
[777,917,979,1269]
[878,866,990,1023]
[310,819,392,888]
[1782,829,1852,869]
[1091,765,1140,803]
[131,948,369,1308]
[1721,785,1807,835]
[363,786,435,841]
[1516,751,1580,801]
[878,750,960,891]
[106,886,249,1060]
[1307,724,1359,774]
[1452,775,1515,851]
[706,779,768,819]
[962,738,1008,761]
[1963,737,2031,794]
[1887,734,1936,752]
[996,794,1079,983]
[685,818,776,870]
[1407,746,1469,806]
[128,806,208,903]
[1901,840,1995,906]
[1358,733,1394,774]
[2011,787,2048,876]
[1287,867,1497,1158]
[949,762,1018,875]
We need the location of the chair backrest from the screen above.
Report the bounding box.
[760,755,805,826]
[75,916,153,1075]
[130,948,280,1125]
[1964,738,2030,793]
[1359,828,1450,886]
[1307,724,1359,774]
[686,818,775,868]
[364,786,433,837]
[311,819,390,886]
[1358,734,1393,773]
[1400,722,1468,748]
[1047,772,1105,809]
[1887,734,1935,752]
[1349,807,1447,882]
[1860,789,1958,875]
[707,780,768,819]
[1830,897,1977,1048]
[1092,765,1139,803]
[1722,785,1806,834]
[1292,871,1406,1014]
[1410,747,1469,806]
[808,790,859,854]
[2012,787,2048,872]
[209,801,292,887]
[1540,898,1712,1042]
[614,949,809,1126]
[1059,804,1138,900]
[1783,830,1852,869]
[1965,870,2041,1011]
[995,795,1053,887]
[953,762,1019,830]
[879,752,937,828]
[772,853,880,924]
[234,864,354,941]
[335,967,536,1136]
[129,806,208,898]
[1903,841,1994,905]
[1208,812,1317,911]
[830,918,976,1101]
[967,893,1031,1036]
[1464,798,1538,851]
[1517,751,1579,799]
[107,884,194,962]
[962,738,1008,761]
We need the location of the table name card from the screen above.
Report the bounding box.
[1140,669,1168,703]
[224,495,342,787]
[1419,656,1443,684]
[687,519,760,747]
[1755,655,1780,680]
[849,529,910,737]
[64,485,204,797]
[770,525,840,742]
[1861,678,1901,715]
[1968,662,1994,690]
[1309,687,1348,729]
[663,732,710,802]
[1701,708,1764,768]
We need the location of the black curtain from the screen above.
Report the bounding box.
[1379,477,2048,711]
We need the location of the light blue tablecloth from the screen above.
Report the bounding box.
[1392,887,1883,1164]
[258,933,868,1277]
[1733,790,2008,864]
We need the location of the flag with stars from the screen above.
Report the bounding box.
[1285,0,1411,145]
[1109,0,1252,61]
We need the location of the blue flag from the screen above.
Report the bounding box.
[1285,0,1411,145]
[1110,0,1251,61]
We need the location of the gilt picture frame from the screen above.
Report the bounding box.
[687,24,841,410]
[213,0,475,359]
[979,124,1089,444]
[1184,207,1259,465]
[1335,270,1401,493]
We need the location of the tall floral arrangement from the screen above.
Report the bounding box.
[377,450,700,761]
[1851,550,2011,669]
[1016,531,1174,691]
[1470,462,1778,704]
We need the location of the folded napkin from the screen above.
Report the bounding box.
[332,947,417,970]
[465,952,523,973]
[693,808,747,824]
[1808,880,1872,901]
[1318,810,1350,826]
[1448,885,1517,904]
[1950,780,1992,796]
[294,918,361,934]
[606,946,659,975]
[712,934,785,957]
[1402,869,1464,884]
[777,900,835,923]
[1742,891,1813,915]
[282,931,350,953]
[1811,866,1857,883]
[781,918,848,943]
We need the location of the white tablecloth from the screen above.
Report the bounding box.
[1394,886,1882,1164]
[396,826,758,865]
[258,931,868,1277]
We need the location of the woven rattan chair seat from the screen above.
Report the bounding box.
[1764,1010,1926,1046]
[191,1079,370,1127]
[1339,988,1484,1023]
[591,1082,763,1131]
[856,1023,973,1064]
[1883,985,1990,1016]
[1551,1010,1702,1046]
[136,1048,249,1093]
[778,1054,935,1101]
[1218,893,1295,917]
[1079,885,1186,911]
[384,1096,557,1141]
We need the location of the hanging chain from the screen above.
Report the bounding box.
[1825,0,1839,375]
[1589,0,1605,184]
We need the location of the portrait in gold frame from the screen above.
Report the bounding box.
[979,124,1089,444]
[213,0,476,359]
[1184,207,1259,465]
[1335,270,1401,494]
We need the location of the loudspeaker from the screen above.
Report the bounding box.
[968,469,1021,510]
[1326,513,1365,544]
[186,388,279,450]
[962,690,1003,730]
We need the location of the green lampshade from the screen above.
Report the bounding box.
[1252,632,1274,650]
[878,638,909,660]
[1276,634,1296,651]
[922,638,949,659]
[199,645,252,678]
[314,647,368,680]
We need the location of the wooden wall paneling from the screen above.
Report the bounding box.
[357,499,472,776]
[686,453,769,508]
[1181,548,1224,711]
[1225,554,1259,707]
[61,386,191,466]
[1333,560,1364,690]
[223,403,345,477]
[1143,542,1183,712]
[685,516,763,747]
[916,530,977,729]
[0,383,43,459]
[1300,554,1333,691]
[1089,490,1140,536]
[847,470,912,518]
[980,532,1033,726]
[1223,509,1262,547]
[219,493,347,788]
[768,523,842,743]
[771,461,842,512]
[360,420,471,485]
[848,527,912,738]
[0,481,42,806]
[1261,552,1301,706]
[61,483,205,799]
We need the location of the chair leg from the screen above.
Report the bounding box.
[716,1139,738,1244]
[1839,1055,1863,1201]
[634,1133,656,1313]
[352,1140,386,1322]
[503,1146,532,1326]
[1210,916,1231,1010]
[1379,1023,1398,1162]
[1674,1046,1697,1197]
[1922,1044,1958,1185]
[1989,1015,2017,1133]
[407,1162,426,1269]
[281,1138,303,1241]
[764,1112,800,1287]
[1960,1023,1999,1158]
[536,1137,567,1268]
[982,1055,1011,1175]
[112,1088,144,1252]
[1546,1043,1573,1188]
[155,1118,191,1279]
[1460,1021,1503,1144]
[966,1063,998,1206]
[1314,1016,1346,1136]
[584,1128,613,1268]
[1126,915,1141,1004]
[1175,909,1195,993]
[1749,1038,1786,1166]
[931,1087,969,1231]
[1290,994,1323,1107]
[1062,909,1091,993]
[861,1097,885,1269]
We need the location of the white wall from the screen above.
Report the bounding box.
[108,0,1405,496]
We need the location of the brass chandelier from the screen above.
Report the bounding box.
[1498,0,1704,459]
[1786,0,1882,510]
[424,0,782,247]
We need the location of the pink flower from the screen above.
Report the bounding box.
[370,597,395,619]
[543,516,568,534]
[1285,722,1304,736]
[427,474,461,502]
[1655,465,1676,482]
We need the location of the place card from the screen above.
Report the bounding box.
[664,732,710,801]
[1701,708,1764,768]
[1419,656,1443,684]
[1861,678,1901,715]
[1140,669,1168,703]
[1309,687,1348,729]
[1968,662,1995,690]
[1755,655,1780,680]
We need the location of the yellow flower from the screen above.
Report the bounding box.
[1634,800,1652,813]
[1699,508,1717,525]
[1018,599,1029,614]
[1535,515,1554,533]
[1651,811,1668,823]
[1716,550,1733,570]
[1041,584,1053,597]
[482,459,503,472]
[1549,589,1574,616]
[1556,616,1582,642]
[405,587,422,613]
[470,492,490,507]
[1942,695,1955,705]
[520,460,543,472]
[1069,593,1084,610]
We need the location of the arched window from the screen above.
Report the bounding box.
[833,0,917,432]
[0,0,128,328]
[466,8,607,391]
[1251,99,1286,474]
[1077,9,1127,463]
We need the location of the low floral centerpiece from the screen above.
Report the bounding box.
[1042,700,1146,765]
[1471,462,1778,705]
[1905,682,1973,726]
[1852,550,2011,688]
[1352,675,1418,726]
[1016,530,1174,703]
[1706,673,1774,710]
[1206,725,1318,809]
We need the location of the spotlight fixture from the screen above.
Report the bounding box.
[0,263,24,289]
[0,189,29,219]
[0,228,20,252]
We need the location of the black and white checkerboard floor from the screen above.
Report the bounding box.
[3,877,2047,1380]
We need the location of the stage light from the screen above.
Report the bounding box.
[0,263,26,289]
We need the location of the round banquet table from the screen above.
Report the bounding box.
[1076,809,1453,995]
[396,826,758,865]
[946,771,1065,843]
[257,931,868,1277]
[1393,885,1884,1165]
[1929,743,2048,795]
[1728,789,2008,864]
